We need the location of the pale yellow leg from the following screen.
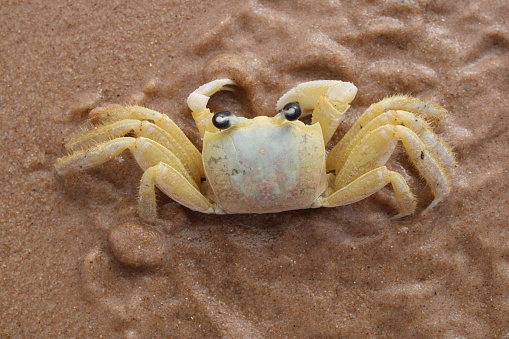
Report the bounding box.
[66,119,141,152]
[328,110,455,177]
[275,80,358,144]
[56,136,197,190]
[314,166,416,219]
[186,79,236,137]
[130,137,198,190]
[332,124,450,214]
[334,126,398,188]
[82,104,204,183]
[56,137,136,175]
[56,135,208,221]
[67,117,202,185]
[327,96,448,172]
[139,162,223,222]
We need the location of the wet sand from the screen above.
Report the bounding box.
[2,0,509,337]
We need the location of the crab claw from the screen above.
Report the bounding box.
[187,78,236,113]
[276,80,357,114]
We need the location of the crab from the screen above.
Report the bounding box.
[55,79,455,221]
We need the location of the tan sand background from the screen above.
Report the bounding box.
[1,0,509,337]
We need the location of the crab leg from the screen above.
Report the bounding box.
[56,131,218,221]
[139,162,223,222]
[66,105,204,185]
[276,80,358,144]
[314,166,416,219]
[327,96,448,172]
[55,137,197,189]
[66,119,142,152]
[56,137,136,175]
[187,79,236,137]
[328,110,455,177]
[331,124,450,216]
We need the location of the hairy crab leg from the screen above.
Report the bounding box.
[327,96,448,172]
[56,137,136,175]
[66,119,141,152]
[314,166,416,219]
[66,117,203,185]
[82,104,204,182]
[332,124,450,215]
[56,137,196,189]
[328,109,455,178]
[139,162,224,222]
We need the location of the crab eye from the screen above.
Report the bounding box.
[282,102,301,121]
[212,111,233,129]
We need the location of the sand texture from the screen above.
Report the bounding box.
[2,0,509,337]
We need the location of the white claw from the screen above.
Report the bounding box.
[276,80,357,112]
[187,79,236,112]
[328,81,358,104]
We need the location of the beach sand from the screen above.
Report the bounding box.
[1,0,509,337]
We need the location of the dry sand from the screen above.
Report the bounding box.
[1,0,509,337]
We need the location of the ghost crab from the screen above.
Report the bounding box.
[56,79,455,221]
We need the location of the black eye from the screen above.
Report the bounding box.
[212,111,232,129]
[282,102,301,121]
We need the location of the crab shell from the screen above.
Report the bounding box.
[202,115,328,214]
